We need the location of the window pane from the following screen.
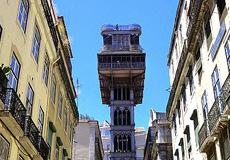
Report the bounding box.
[0,135,10,160]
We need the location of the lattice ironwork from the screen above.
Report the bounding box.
[198,120,209,148]
[0,88,26,131]
[186,0,203,45]
[100,44,143,52]
[221,74,230,103]
[207,97,224,132]
[41,0,58,51]
[24,116,40,149]
[38,136,49,160]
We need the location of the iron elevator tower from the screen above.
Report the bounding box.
[98,24,145,160]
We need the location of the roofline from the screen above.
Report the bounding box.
[167,0,184,66]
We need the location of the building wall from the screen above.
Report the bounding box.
[167,0,230,160]
[0,0,78,160]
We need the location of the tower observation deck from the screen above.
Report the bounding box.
[97,24,146,160]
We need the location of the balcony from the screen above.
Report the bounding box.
[98,62,145,70]
[100,45,143,52]
[0,88,26,136]
[198,96,229,152]
[41,0,58,51]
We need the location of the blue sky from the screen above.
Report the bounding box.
[54,0,178,130]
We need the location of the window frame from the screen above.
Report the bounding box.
[26,83,34,115]
[31,25,41,63]
[7,53,21,91]
[225,37,230,70]
[0,134,10,160]
[18,0,29,32]
[51,74,57,104]
[211,67,221,99]
[64,107,68,132]
[38,107,44,135]
[58,92,63,119]
[42,53,50,86]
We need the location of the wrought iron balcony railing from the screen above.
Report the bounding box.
[0,88,26,131]
[221,74,230,103]
[207,96,224,132]
[198,120,209,148]
[98,62,145,70]
[38,136,50,160]
[41,0,58,51]
[24,116,40,149]
[100,45,143,52]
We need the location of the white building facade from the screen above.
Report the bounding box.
[72,119,104,160]
[167,0,230,160]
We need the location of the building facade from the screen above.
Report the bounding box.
[72,119,104,160]
[135,127,147,160]
[0,0,78,160]
[97,24,146,159]
[100,120,111,160]
[143,109,172,160]
[167,0,230,160]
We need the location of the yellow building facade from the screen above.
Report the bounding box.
[0,0,79,160]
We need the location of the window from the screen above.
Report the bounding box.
[171,59,174,75]
[47,126,53,148]
[225,38,230,69]
[42,54,50,86]
[176,101,181,124]
[105,130,110,135]
[103,34,112,45]
[174,149,179,160]
[220,127,230,160]
[55,146,59,160]
[181,84,187,110]
[212,67,221,98]
[187,66,194,95]
[0,135,10,160]
[173,114,177,135]
[69,120,72,142]
[179,138,185,160]
[18,0,29,32]
[114,134,131,152]
[131,34,139,45]
[184,126,191,157]
[51,74,57,103]
[192,111,200,147]
[8,54,20,91]
[26,84,34,115]
[217,0,226,19]
[58,92,63,119]
[64,107,67,131]
[19,155,24,160]
[201,91,209,120]
[0,25,2,42]
[205,15,212,49]
[114,86,130,100]
[31,25,41,63]
[38,107,44,135]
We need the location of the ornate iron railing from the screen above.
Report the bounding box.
[186,0,203,45]
[100,45,143,52]
[98,62,145,70]
[0,88,26,130]
[38,136,49,160]
[24,116,40,150]
[207,97,224,132]
[41,0,58,51]
[198,120,209,148]
[221,74,230,103]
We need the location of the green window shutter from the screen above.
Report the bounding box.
[62,154,65,160]
[48,127,53,147]
[195,125,199,147]
[56,137,63,146]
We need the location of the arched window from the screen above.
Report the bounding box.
[118,110,122,125]
[127,110,131,125]
[123,136,127,152]
[119,136,122,152]
[114,136,118,152]
[123,110,126,125]
[128,136,131,151]
[114,110,118,125]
